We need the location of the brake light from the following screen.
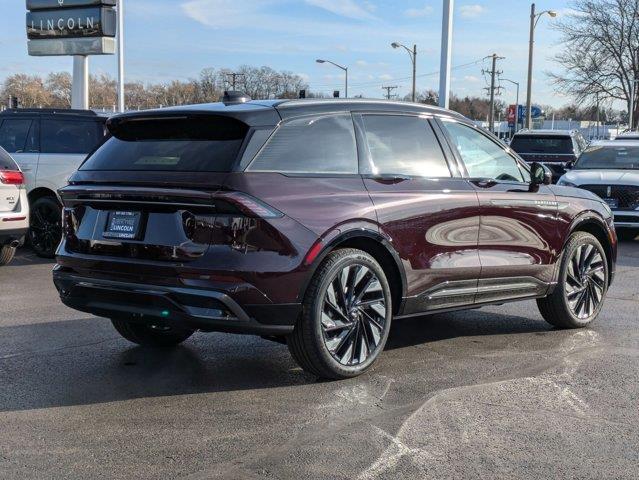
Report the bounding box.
[0,171,24,185]
[216,192,283,218]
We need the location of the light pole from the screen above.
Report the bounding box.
[501,78,520,132]
[391,42,417,102]
[116,0,125,112]
[439,0,454,109]
[316,59,348,98]
[525,3,556,129]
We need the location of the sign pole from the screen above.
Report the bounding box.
[72,55,89,109]
[117,0,125,112]
[438,0,454,109]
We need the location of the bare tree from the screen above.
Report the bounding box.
[550,0,639,122]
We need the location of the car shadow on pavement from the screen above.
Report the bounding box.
[9,248,55,267]
[0,308,558,413]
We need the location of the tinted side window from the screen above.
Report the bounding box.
[42,119,103,154]
[361,115,450,177]
[0,119,33,153]
[442,121,525,182]
[248,114,357,174]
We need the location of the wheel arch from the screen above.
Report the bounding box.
[28,187,61,206]
[568,213,615,285]
[299,230,407,315]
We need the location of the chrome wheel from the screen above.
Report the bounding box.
[321,264,388,366]
[565,244,605,319]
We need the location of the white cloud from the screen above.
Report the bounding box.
[304,0,377,21]
[379,74,393,81]
[356,60,368,67]
[404,5,434,18]
[459,4,485,18]
[464,75,480,83]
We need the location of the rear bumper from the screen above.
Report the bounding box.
[0,227,28,245]
[52,266,299,336]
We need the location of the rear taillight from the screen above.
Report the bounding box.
[216,192,283,219]
[0,171,24,185]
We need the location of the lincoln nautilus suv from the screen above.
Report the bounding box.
[53,95,617,379]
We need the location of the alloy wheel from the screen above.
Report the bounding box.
[30,200,62,257]
[564,244,606,319]
[321,263,388,366]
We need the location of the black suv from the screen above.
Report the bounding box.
[510,129,588,181]
[0,108,107,257]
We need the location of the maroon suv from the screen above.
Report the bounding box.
[53,97,617,379]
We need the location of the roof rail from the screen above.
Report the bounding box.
[0,108,97,116]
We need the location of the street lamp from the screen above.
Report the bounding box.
[316,59,348,98]
[525,3,557,129]
[501,78,520,133]
[391,42,417,102]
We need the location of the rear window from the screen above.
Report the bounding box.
[0,147,19,171]
[81,116,248,172]
[42,119,104,154]
[510,135,574,154]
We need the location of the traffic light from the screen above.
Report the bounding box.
[299,89,306,99]
[333,91,340,98]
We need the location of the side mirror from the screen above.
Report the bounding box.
[530,162,552,186]
[565,160,575,170]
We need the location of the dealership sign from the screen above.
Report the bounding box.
[26,0,117,56]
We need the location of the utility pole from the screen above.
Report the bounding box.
[483,54,504,134]
[382,85,398,100]
[226,73,245,90]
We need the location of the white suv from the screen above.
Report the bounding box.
[0,146,28,266]
[0,109,106,257]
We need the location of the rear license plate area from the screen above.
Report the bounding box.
[104,211,143,240]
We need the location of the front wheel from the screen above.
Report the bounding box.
[111,318,195,347]
[287,248,393,379]
[537,232,608,329]
[29,196,62,258]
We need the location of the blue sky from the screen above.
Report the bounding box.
[1,0,576,106]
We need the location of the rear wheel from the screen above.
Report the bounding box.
[29,196,62,258]
[287,248,392,379]
[111,318,194,347]
[537,232,608,329]
[0,245,16,266]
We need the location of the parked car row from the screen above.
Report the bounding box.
[0,108,107,260]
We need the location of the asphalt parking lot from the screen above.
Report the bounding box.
[1,242,639,479]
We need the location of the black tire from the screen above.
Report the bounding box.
[111,318,194,347]
[0,245,16,266]
[537,232,608,329]
[29,196,62,258]
[617,229,638,241]
[287,248,393,379]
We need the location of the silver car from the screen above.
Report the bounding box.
[0,146,28,266]
[0,108,106,257]
[558,140,639,240]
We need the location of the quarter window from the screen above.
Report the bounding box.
[362,115,450,177]
[247,114,358,174]
[442,121,525,182]
[0,119,33,153]
[42,119,104,154]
